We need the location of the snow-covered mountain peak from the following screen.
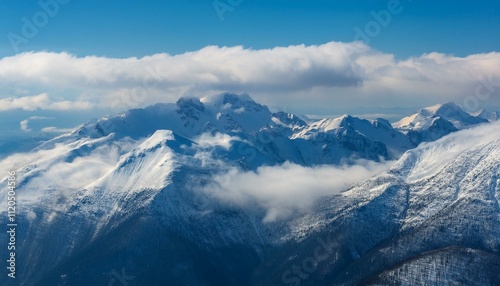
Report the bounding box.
[300,114,353,133]
[176,96,205,112]
[394,102,488,133]
[200,92,265,112]
[298,114,393,136]
[474,108,499,122]
[370,117,393,129]
[432,102,487,127]
[69,93,276,142]
[271,111,308,129]
[137,129,193,153]
[424,101,461,114]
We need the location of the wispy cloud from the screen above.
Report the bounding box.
[1,93,94,111]
[40,126,74,133]
[19,115,55,132]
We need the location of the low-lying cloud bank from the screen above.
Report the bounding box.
[0,42,499,113]
[201,160,394,222]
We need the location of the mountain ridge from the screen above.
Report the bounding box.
[0,93,498,285]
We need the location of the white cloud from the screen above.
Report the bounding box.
[29,116,53,120]
[26,210,37,224]
[201,160,394,222]
[0,43,499,113]
[41,126,74,133]
[1,93,93,111]
[195,133,240,150]
[19,115,55,132]
[20,119,31,132]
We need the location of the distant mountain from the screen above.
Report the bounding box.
[48,93,415,169]
[46,97,489,168]
[474,108,499,122]
[0,94,497,285]
[393,102,489,145]
[394,102,488,131]
[293,114,413,158]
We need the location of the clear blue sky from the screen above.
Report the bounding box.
[1,0,499,58]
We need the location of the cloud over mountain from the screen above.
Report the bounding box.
[200,160,394,222]
[0,42,499,112]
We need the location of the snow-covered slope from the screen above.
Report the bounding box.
[258,120,500,285]
[0,94,498,285]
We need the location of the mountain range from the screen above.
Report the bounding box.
[0,93,498,285]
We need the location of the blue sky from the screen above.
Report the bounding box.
[0,0,499,153]
[0,0,499,58]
